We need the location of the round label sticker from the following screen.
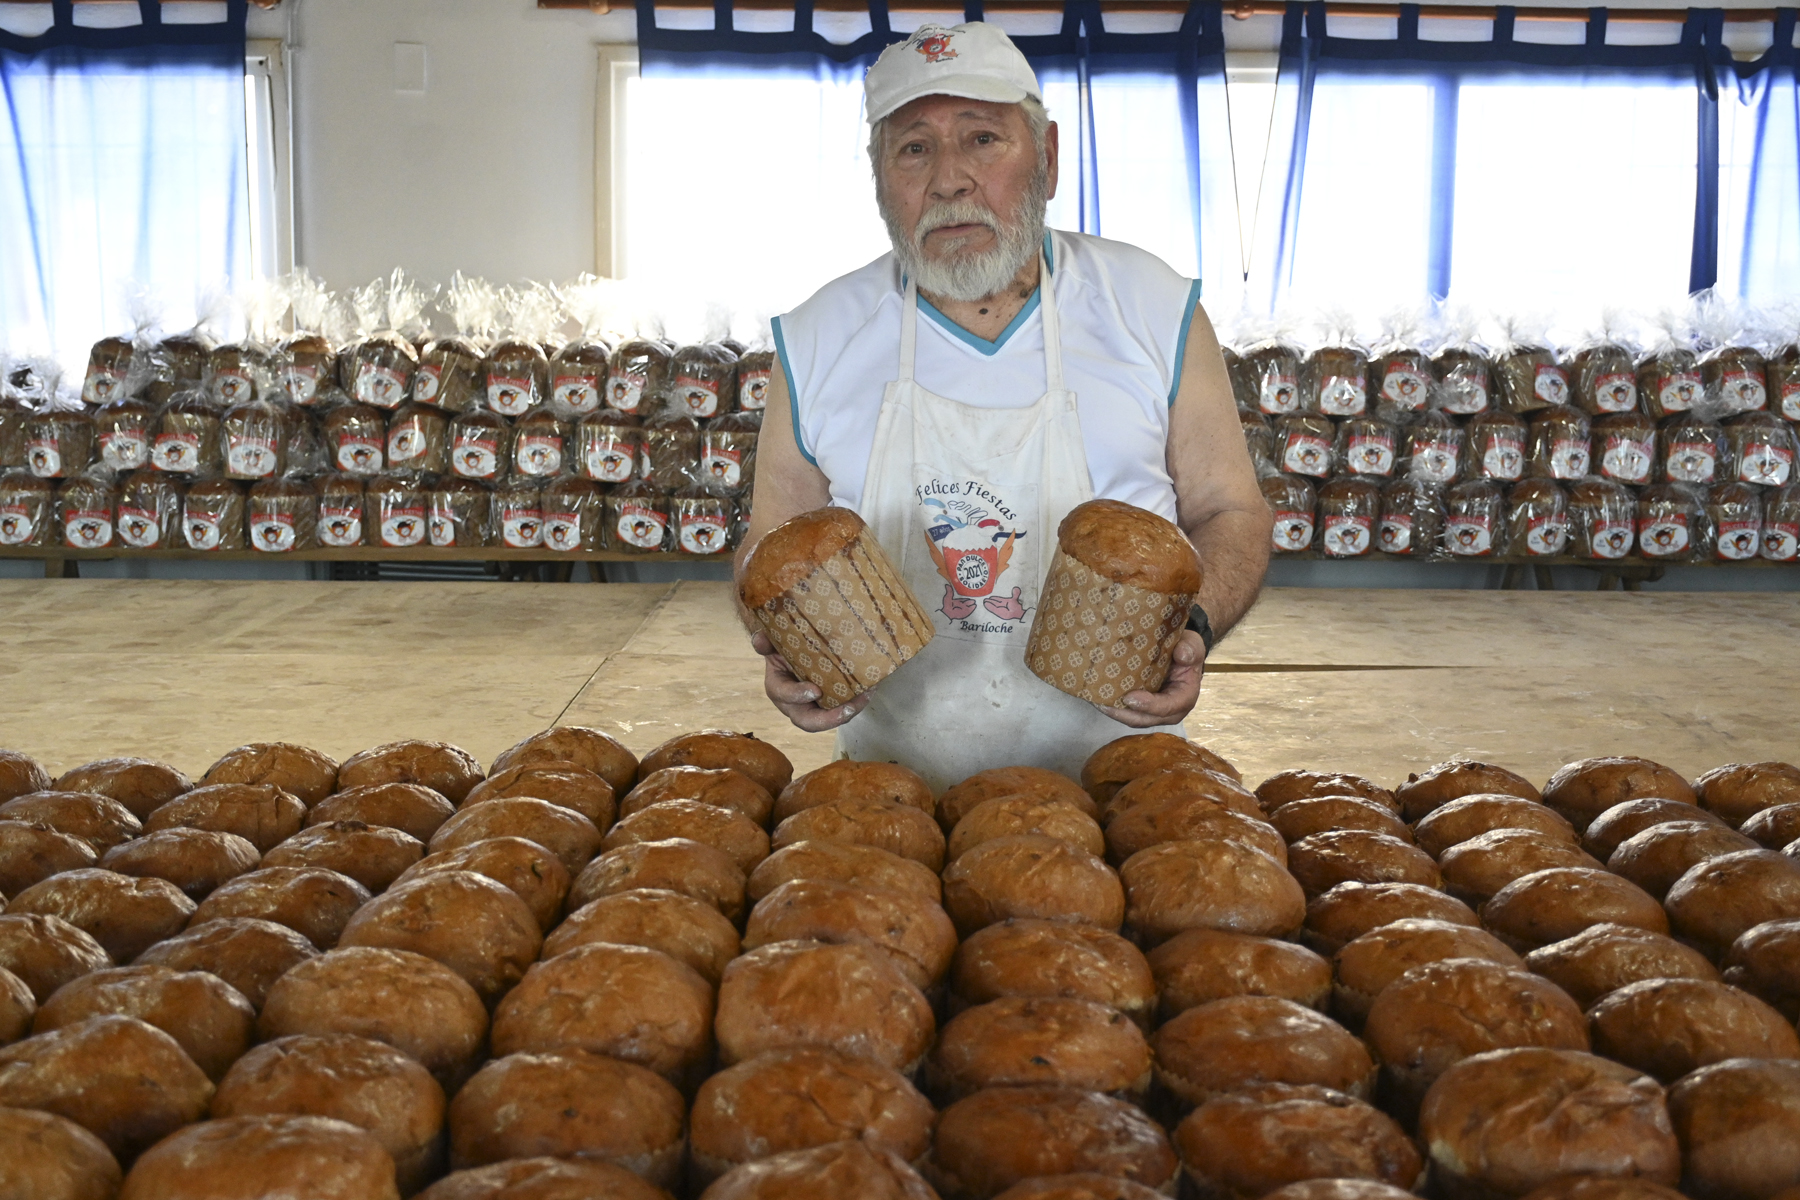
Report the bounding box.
[554,378,601,414]
[679,382,720,419]
[1347,436,1394,475]
[412,365,441,403]
[429,514,456,547]
[28,444,62,477]
[1322,515,1371,557]
[356,363,408,408]
[388,426,426,463]
[453,441,498,479]
[616,507,665,550]
[381,510,426,547]
[702,450,743,488]
[544,516,582,551]
[215,372,253,404]
[1667,444,1716,484]
[1382,366,1429,409]
[741,371,770,411]
[319,510,363,547]
[1602,437,1653,484]
[64,513,112,549]
[1260,374,1300,414]
[609,375,647,413]
[336,438,383,474]
[1283,436,1331,476]
[1378,516,1413,553]
[152,434,200,473]
[1441,383,1489,415]
[1739,445,1793,486]
[287,366,321,405]
[1593,373,1637,412]
[1317,376,1367,417]
[1534,364,1571,406]
[1550,440,1591,479]
[503,513,544,548]
[1446,519,1493,556]
[1762,526,1798,561]
[186,517,223,551]
[84,369,126,405]
[1414,443,1458,484]
[1271,514,1313,552]
[101,432,148,471]
[488,378,535,417]
[118,509,161,548]
[680,517,728,554]
[251,518,296,553]
[1639,518,1689,557]
[0,510,32,545]
[1590,521,1633,559]
[227,439,276,478]
[1717,521,1760,560]
[1526,516,1569,556]
[585,445,634,483]
[1483,443,1524,480]
[517,437,563,476]
[1660,373,1701,412]
[1782,382,1800,421]
[1724,371,1768,411]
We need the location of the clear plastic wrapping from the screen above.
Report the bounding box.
[1767,341,1800,422]
[0,396,28,468]
[606,479,671,552]
[700,411,758,498]
[1318,476,1379,557]
[542,476,604,551]
[1378,477,1444,556]
[1239,407,1276,475]
[1303,341,1369,418]
[1571,334,1640,416]
[1636,483,1706,560]
[385,402,451,476]
[1703,343,1769,414]
[117,469,182,548]
[1335,415,1398,478]
[82,336,135,407]
[669,343,740,419]
[95,396,155,472]
[672,487,733,555]
[493,479,544,548]
[222,398,287,481]
[1403,410,1464,485]
[247,477,318,553]
[1260,473,1316,553]
[1658,414,1725,486]
[1275,413,1334,478]
[1637,314,1704,420]
[428,477,491,548]
[551,274,614,418]
[1568,477,1637,559]
[1465,410,1528,482]
[136,330,213,408]
[317,474,368,547]
[320,400,387,477]
[737,350,774,413]
[1707,482,1763,561]
[152,391,223,477]
[1370,312,1432,417]
[606,339,672,417]
[449,408,512,482]
[205,342,277,408]
[576,410,641,484]
[368,474,429,548]
[1760,482,1800,560]
[57,471,116,549]
[343,272,425,409]
[1240,332,1303,416]
[1724,411,1797,486]
[1527,405,1592,481]
[182,478,246,550]
[642,412,701,492]
[1444,480,1503,556]
[1593,412,1656,486]
[513,408,571,479]
[415,273,494,413]
[483,339,548,418]
[1432,346,1493,416]
[1505,479,1570,556]
[1494,326,1570,414]
[0,471,53,546]
[24,407,94,480]
[280,269,338,407]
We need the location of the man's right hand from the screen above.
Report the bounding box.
[752,631,871,732]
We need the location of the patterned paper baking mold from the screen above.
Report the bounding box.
[755,528,935,703]
[1025,548,1194,706]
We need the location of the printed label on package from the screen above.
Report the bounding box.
[1259,372,1300,415]
[1762,522,1799,561]
[429,508,457,547]
[676,376,720,419]
[1282,434,1331,476]
[1413,441,1459,484]
[185,515,223,551]
[1346,434,1394,476]
[27,440,62,478]
[1441,378,1490,415]
[1322,514,1372,557]
[1482,439,1525,481]
[355,362,408,408]
[1526,514,1570,556]
[584,439,635,483]
[1446,516,1493,556]
[679,514,728,555]
[1724,369,1768,412]
[1317,374,1367,417]
[214,371,254,404]
[100,431,148,471]
[1739,443,1794,486]
[616,503,666,550]
[381,506,427,547]
[702,447,744,488]
[388,424,427,464]
[1271,512,1313,552]
[487,375,536,417]
[609,371,649,413]
[287,364,322,405]
[1378,515,1413,554]
[452,436,498,480]
[1659,371,1702,412]
[1717,519,1760,560]
[152,433,201,474]
[411,364,442,403]
[553,374,602,414]
[740,369,771,411]
[319,505,363,547]
[1781,380,1800,420]
[1550,438,1591,479]
[1534,364,1571,406]
[251,515,296,553]
[84,368,126,405]
[335,436,384,475]
[1593,372,1637,412]
[64,511,112,549]
[1639,515,1690,557]
[544,514,583,552]
[502,510,544,548]
[1666,441,1717,484]
[227,435,277,478]
[1601,435,1653,484]
[118,506,161,548]
[1382,364,1429,409]
[1589,520,1633,559]
[516,435,563,476]
[0,506,33,545]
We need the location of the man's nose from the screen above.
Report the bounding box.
[928,146,977,202]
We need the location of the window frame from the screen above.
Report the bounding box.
[594,42,639,278]
[245,36,294,280]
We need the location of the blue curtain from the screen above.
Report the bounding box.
[1252,2,1737,314]
[635,0,1233,290]
[1721,9,1800,300]
[1,0,249,375]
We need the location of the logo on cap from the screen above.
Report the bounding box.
[915,32,958,63]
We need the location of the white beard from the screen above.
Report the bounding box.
[880,160,1050,304]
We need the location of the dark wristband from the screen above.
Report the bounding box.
[1185,604,1215,653]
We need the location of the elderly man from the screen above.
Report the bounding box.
[734,21,1270,788]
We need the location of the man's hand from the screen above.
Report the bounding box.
[751,631,871,732]
[1098,629,1206,729]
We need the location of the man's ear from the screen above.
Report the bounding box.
[1045,120,1060,200]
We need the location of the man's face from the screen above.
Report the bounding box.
[875,96,1058,301]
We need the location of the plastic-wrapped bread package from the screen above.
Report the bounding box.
[1465,409,1528,483]
[367,473,429,549]
[1379,476,1444,556]
[1302,323,1369,417]
[1335,415,1399,479]
[282,402,326,477]
[1444,480,1503,556]
[1568,476,1637,559]
[0,467,53,550]
[738,350,774,413]
[0,471,53,546]
[150,389,222,477]
[670,343,741,420]
[732,492,752,547]
[95,393,156,472]
[204,333,278,410]
[1369,312,1433,418]
[449,406,512,483]
[1223,344,1261,411]
[317,473,368,548]
[24,400,94,481]
[183,478,247,550]
[82,294,158,406]
[414,273,494,413]
[247,477,319,553]
[1768,333,1800,422]
[482,285,558,418]
[672,487,733,555]
[606,338,673,417]
[1571,324,1641,416]
[1318,476,1380,557]
[341,272,425,409]
[1403,409,1464,485]
[116,469,183,549]
[1635,482,1706,560]
[512,407,571,480]
[1724,411,1798,486]
[606,479,671,552]
[319,399,387,477]
[1260,472,1316,553]
[1760,482,1800,560]
[384,402,450,476]
[1527,405,1592,481]
[56,470,116,550]
[1275,413,1334,479]
[549,277,613,419]
[576,410,641,484]
[1593,411,1656,487]
[222,397,287,482]
[541,476,602,552]
[1239,332,1304,417]
[643,412,702,493]
[493,478,545,548]
[1504,479,1570,556]
[1658,413,1725,486]
[1239,407,1276,475]
[131,312,215,408]
[279,269,340,407]
[1707,482,1763,561]
[701,412,759,499]
[0,392,28,468]
[1493,321,1570,414]
[1702,341,1769,414]
[1431,310,1493,416]
[1637,314,1704,420]
[428,477,491,548]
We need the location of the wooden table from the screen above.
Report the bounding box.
[2,579,1788,789]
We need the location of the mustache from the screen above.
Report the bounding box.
[911,202,1001,249]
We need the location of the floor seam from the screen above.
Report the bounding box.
[551,581,681,726]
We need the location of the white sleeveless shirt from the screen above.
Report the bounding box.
[774,229,1202,519]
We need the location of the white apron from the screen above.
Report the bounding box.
[836,258,1186,791]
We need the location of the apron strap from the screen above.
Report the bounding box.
[1038,246,1065,393]
[899,278,920,385]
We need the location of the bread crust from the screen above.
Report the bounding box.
[55,758,192,821]
[929,1085,1179,1199]
[9,868,195,962]
[136,917,317,1012]
[262,822,423,895]
[1525,922,1720,1009]
[950,918,1154,1028]
[190,866,371,952]
[1152,996,1374,1108]
[1122,839,1304,945]
[202,743,339,807]
[714,939,935,1074]
[1056,498,1202,593]
[1149,929,1331,1021]
[570,838,747,922]
[945,834,1124,937]
[1300,881,1478,956]
[117,1115,399,1200]
[1589,977,1800,1082]
[1542,757,1696,833]
[394,836,570,931]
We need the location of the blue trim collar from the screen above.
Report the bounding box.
[908,232,1056,357]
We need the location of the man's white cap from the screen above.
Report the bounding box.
[864,22,1042,125]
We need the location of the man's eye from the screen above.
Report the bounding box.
[974,133,995,144]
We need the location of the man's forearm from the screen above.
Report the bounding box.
[1187,506,1272,642]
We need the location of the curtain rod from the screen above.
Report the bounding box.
[547,0,1782,20]
[13,1,282,6]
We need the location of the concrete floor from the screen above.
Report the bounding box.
[2,579,1791,789]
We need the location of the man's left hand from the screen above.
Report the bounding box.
[1098,629,1206,728]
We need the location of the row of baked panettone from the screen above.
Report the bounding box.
[2,733,1800,1199]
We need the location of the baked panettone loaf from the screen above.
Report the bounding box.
[1666,1057,1800,1200]
[100,828,261,900]
[1722,917,1800,1019]
[775,760,932,824]
[939,766,1099,830]
[1148,928,1331,1020]
[8,868,195,962]
[1174,1084,1423,1200]
[927,995,1151,1101]
[772,797,945,872]
[189,866,370,952]
[1607,820,1759,900]
[1152,996,1374,1108]
[136,918,317,1012]
[744,877,955,991]
[0,1105,120,1200]
[943,834,1123,936]
[1542,757,1696,833]
[307,783,456,843]
[1081,734,1241,810]
[952,794,1107,860]
[0,912,114,1003]
[1440,829,1602,905]
[338,871,540,1006]
[570,839,747,922]
[0,792,141,854]
[1584,797,1727,860]
[1525,922,1720,1009]
[1253,770,1397,815]
[1285,829,1440,897]
[263,822,423,896]
[990,1175,1168,1200]
[432,796,603,877]
[950,918,1154,1027]
[623,767,773,827]
[740,507,935,706]
[1394,760,1541,823]
[338,740,483,806]
[702,1141,939,1200]
[1662,849,1800,956]
[637,730,794,796]
[1480,867,1668,950]
[55,757,192,821]
[1271,796,1410,846]
[1414,794,1577,859]
[1587,977,1800,1082]
[463,764,617,830]
[0,821,97,897]
[544,888,738,984]
[117,1115,398,1200]
[1331,918,1523,1026]
[418,1158,671,1200]
[489,726,639,796]
[1025,499,1201,707]
[1121,838,1304,944]
[0,750,52,804]
[394,837,570,932]
[749,839,941,906]
[32,964,254,1081]
[1695,761,1800,828]
[930,1086,1179,1200]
